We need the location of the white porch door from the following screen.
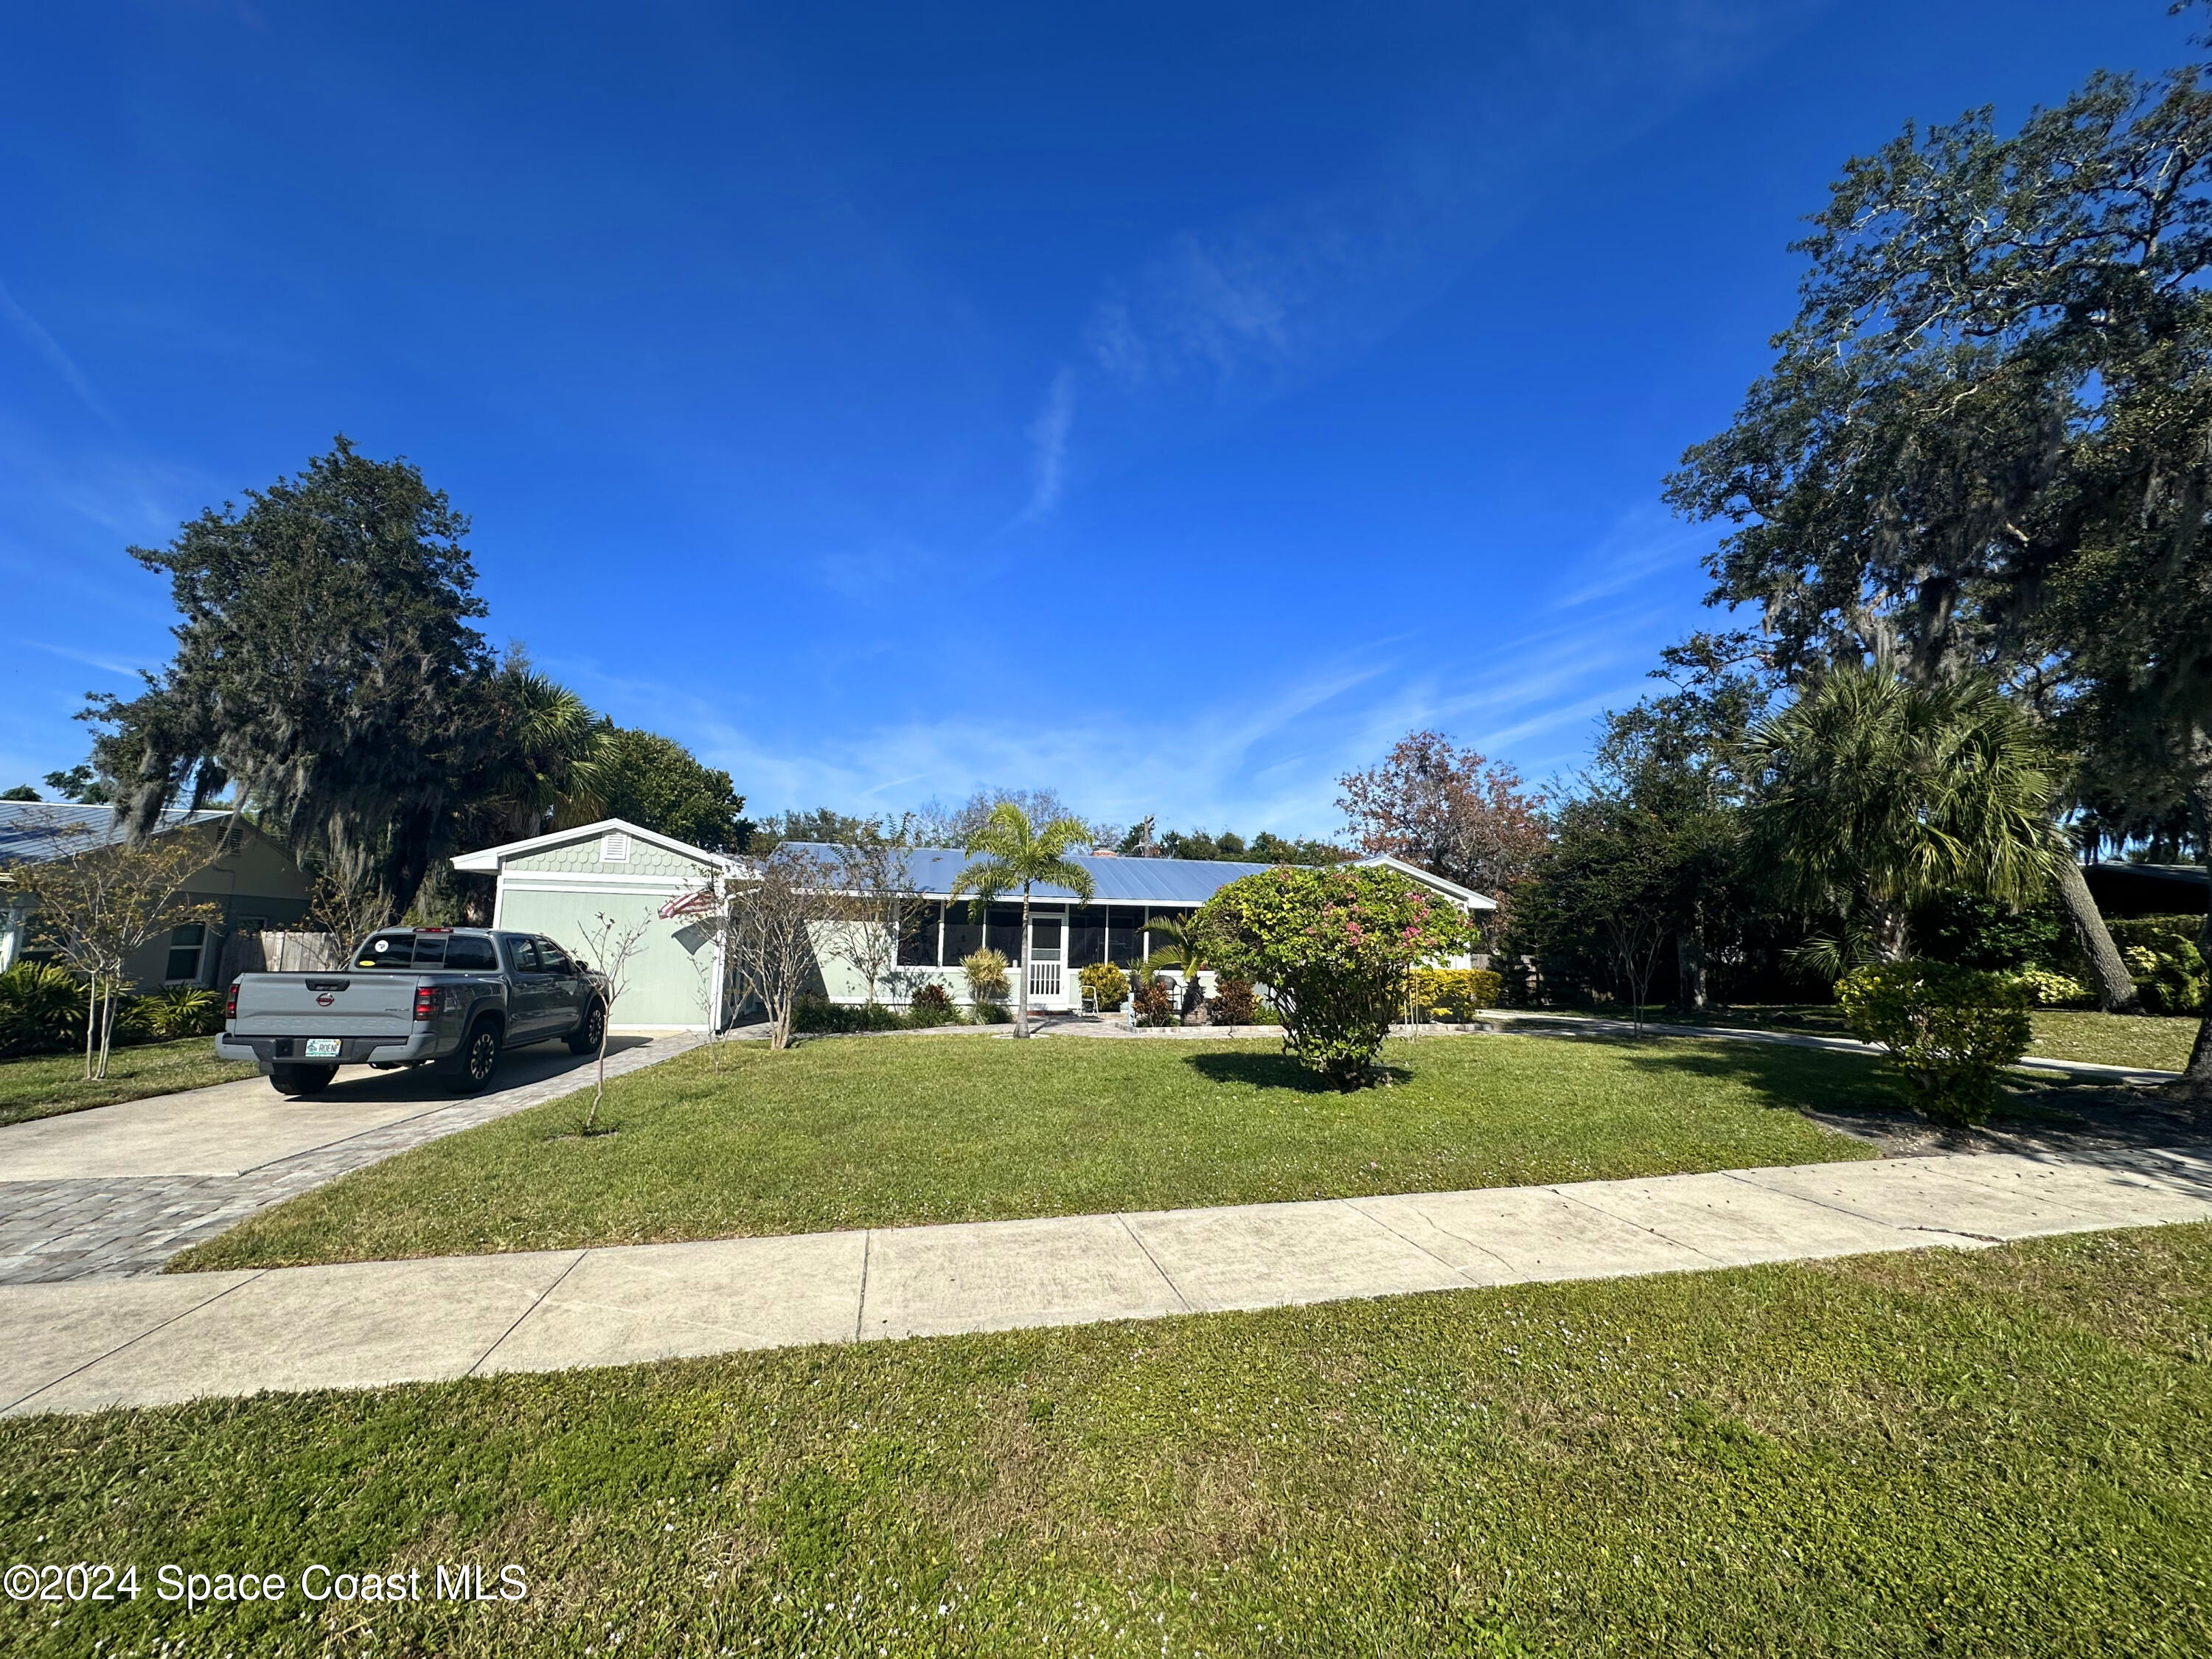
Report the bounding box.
[1028,909,1066,1007]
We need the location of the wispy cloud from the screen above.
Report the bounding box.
[1018,369,1077,521]
[0,279,119,427]
[22,638,152,680]
[1547,507,1711,611]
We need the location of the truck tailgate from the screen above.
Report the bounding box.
[234,973,418,1037]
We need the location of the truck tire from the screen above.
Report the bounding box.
[271,1063,337,1097]
[440,1018,503,1095]
[566,999,608,1056]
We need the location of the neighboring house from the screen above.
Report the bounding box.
[2084,860,2208,919]
[785,842,1498,1012]
[0,802,312,987]
[449,818,743,1031]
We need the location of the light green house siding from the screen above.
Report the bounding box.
[459,821,732,1031]
[495,885,719,1030]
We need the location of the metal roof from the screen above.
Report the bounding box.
[0,802,230,867]
[786,843,1311,907]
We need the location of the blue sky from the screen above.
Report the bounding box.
[0,1,2189,838]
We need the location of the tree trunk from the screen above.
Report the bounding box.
[1871,900,1911,962]
[83,978,97,1082]
[1016,890,1032,1038]
[1676,930,1708,1012]
[2049,853,2142,1015]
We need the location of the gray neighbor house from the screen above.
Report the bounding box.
[0,802,313,990]
[451,817,1497,1030]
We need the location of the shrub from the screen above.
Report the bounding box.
[1406,967,1503,1020]
[1202,865,1470,1089]
[1077,961,1129,1013]
[961,948,1009,1005]
[2010,967,2089,1008]
[2118,933,2206,1016]
[1208,974,1259,1025]
[1835,959,2032,1125]
[1130,973,1178,1026]
[143,985,224,1040]
[0,962,86,1057]
[908,981,957,1023]
[973,998,1012,1024]
[790,996,907,1034]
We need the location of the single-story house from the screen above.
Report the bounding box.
[451,818,1499,1028]
[0,802,313,988]
[784,840,1497,1012]
[449,818,743,1031]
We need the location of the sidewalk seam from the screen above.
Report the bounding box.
[1115,1213,1194,1312]
[1339,1197,1503,1283]
[3,1269,267,1414]
[467,1252,588,1377]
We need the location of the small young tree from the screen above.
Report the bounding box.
[726,845,832,1050]
[8,815,221,1079]
[1203,864,1468,1090]
[818,818,922,1006]
[1141,912,1214,1016]
[574,907,652,1133]
[948,802,1095,1037]
[303,845,394,961]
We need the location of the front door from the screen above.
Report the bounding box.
[1028,910,1065,1008]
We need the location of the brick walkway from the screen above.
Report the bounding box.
[0,1034,703,1284]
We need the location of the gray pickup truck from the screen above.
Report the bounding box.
[218,927,608,1097]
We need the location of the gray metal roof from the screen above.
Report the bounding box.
[0,801,229,867]
[782,842,1280,907]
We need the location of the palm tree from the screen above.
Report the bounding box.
[948,802,1095,1037]
[1744,662,2062,969]
[481,667,602,841]
[1141,912,1213,1015]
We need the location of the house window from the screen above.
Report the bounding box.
[897,902,942,967]
[984,905,1024,963]
[941,900,984,966]
[1106,906,1145,967]
[165,922,207,984]
[600,832,632,863]
[1068,905,1108,968]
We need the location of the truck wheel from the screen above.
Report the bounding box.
[566,1000,607,1056]
[271,1063,337,1097]
[442,1020,503,1095]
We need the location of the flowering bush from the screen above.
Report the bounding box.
[1836,959,2031,1125]
[1201,865,1470,1089]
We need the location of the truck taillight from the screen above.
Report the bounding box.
[414,987,441,1022]
[226,982,239,1020]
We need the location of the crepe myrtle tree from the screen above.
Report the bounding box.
[4,813,222,1080]
[727,844,835,1050]
[1202,863,1470,1090]
[948,802,1094,1037]
[574,907,651,1133]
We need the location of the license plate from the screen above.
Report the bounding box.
[305,1038,341,1060]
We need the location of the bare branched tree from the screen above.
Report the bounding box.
[726,845,832,1050]
[8,813,221,1079]
[818,818,921,1006]
[574,907,653,1133]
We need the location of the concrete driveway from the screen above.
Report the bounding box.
[0,1034,700,1283]
[0,1039,639,1182]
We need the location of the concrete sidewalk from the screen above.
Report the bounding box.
[7,1147,2208,1418]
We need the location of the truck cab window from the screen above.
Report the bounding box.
[445,936,497,971]
[505,937,541,973]
[356,931,417,969]
[538,939,575,976]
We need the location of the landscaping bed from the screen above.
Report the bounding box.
[0,1037,257,1127]
[171,1034,1879,1271]
[12,1223,2212,1655]
[1582,1004,2199,1073]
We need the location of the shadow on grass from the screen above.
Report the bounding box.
[1183,1051,1413,1093]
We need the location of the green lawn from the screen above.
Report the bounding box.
[0,1037,255,1127]
[1579,1004,2201,1073]
[11,1224,2212,1655]
[173,1034,1879,1272]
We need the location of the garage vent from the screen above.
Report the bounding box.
[600,831,631,863]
